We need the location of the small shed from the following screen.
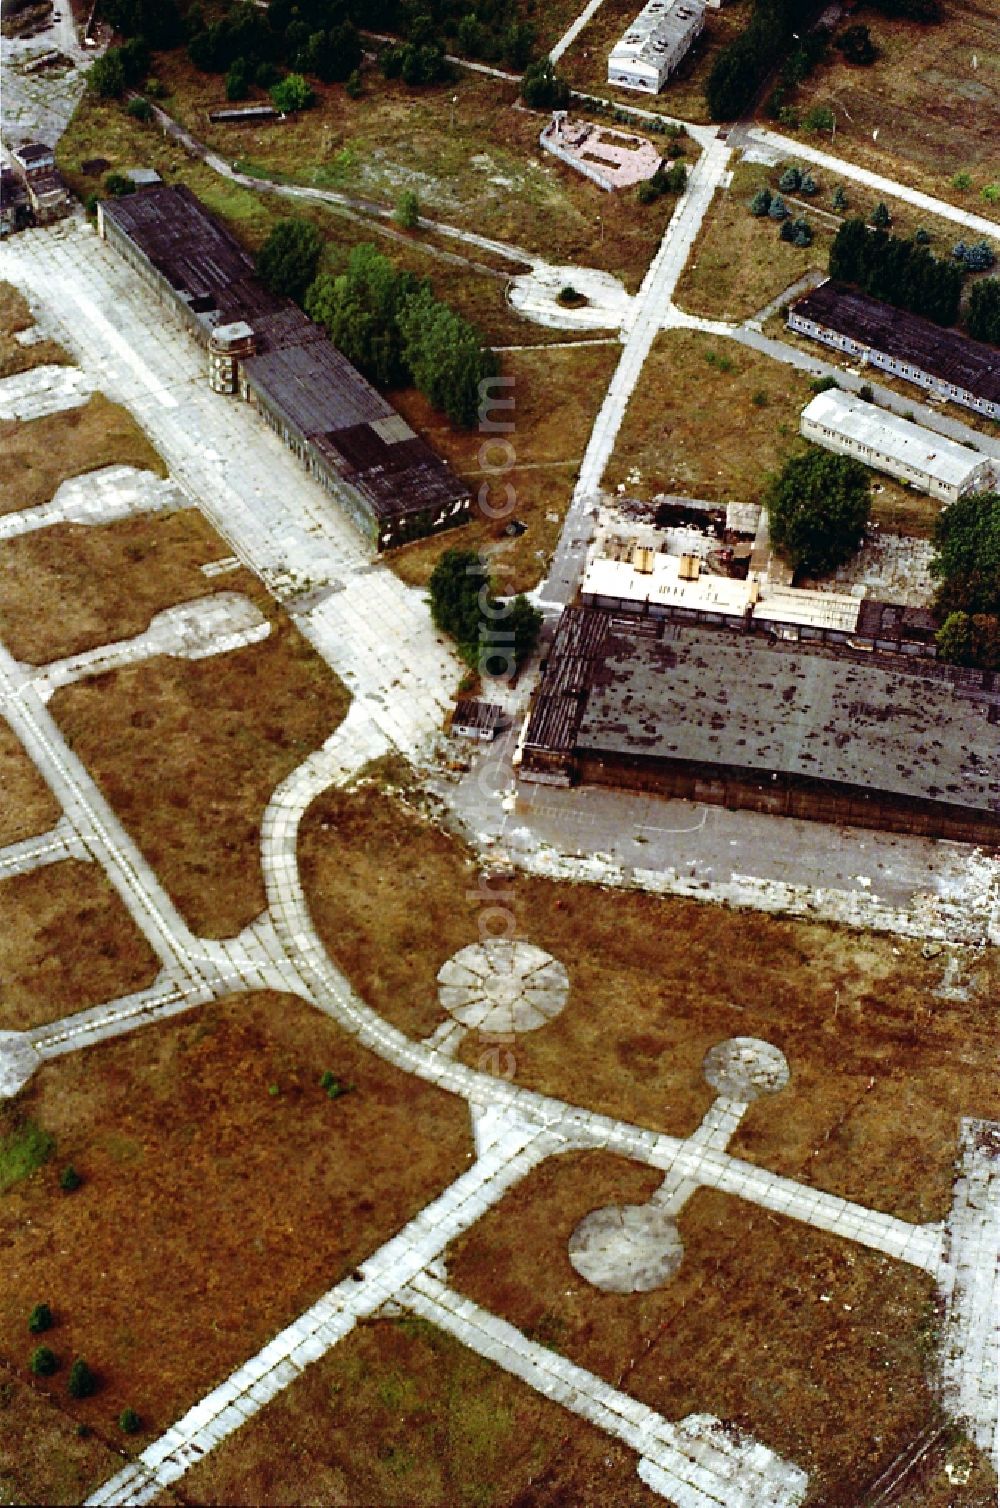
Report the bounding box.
[452,700,505,742]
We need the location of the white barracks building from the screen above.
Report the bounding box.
[800,390,995,505]
[608,0,706,92]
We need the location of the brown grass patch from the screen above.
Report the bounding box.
[777,0,1000,224]
[0,860,160,1033]
[299,784,999,1224]
[0,719,60,846]
[0,280,71,380]
[0,509,235,665]
[49,590,350,938]
[605,329,814,502]
[0,992,471,1470]
[180,1312,663,1508]
[674,159,835,322]
[389,341,620,593]
[0,1362,150,1508]
[449,1152,998,1506]
[0,394,167,518]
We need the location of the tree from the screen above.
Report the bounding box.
[935,611,1000,671]
[832,184,848,212]
[768,193,789,221]
[778,165,801,193]
[870,200,891,227]
[87,49,126,97]
[749,187,772,217]
[126,95,152,121]
[30,1347,58,1377]
[952,238,996,272]
[59,1164,83,1191]
[68,1359,97,1399]
[345,68,363,98]
[508,595,543,667]
[930,491,1000,617]
[520,58,569,110]
[913,226,930,244]
[804,104,834,133]
[799,171,817,196]
[835,23,877,64]
[394,189,419,230]
[119,1407,142,1434]
[103,172,135,197]
[397,284,499,428]
[28,1303,53,1334]
[764,447,871,574]
[967,279,1000,344]
[225,58,250,99]
[502,20,536,69]
[270,73,314,111]
[302,23,361,83]
[256,219,323,303]
[306,243,421,388]
[428,551,540,671]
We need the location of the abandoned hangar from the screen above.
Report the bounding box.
[98,184,470,550]
[518,608,1000,846]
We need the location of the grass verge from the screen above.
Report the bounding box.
[0,719,61,846]
[0,393,167,518]
[0,281,71,380]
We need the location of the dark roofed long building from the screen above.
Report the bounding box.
[519,608,1000,845]
[97,184,469,548]
[789,281,1000,420]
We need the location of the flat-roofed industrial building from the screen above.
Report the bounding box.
[800,389,994,504]
[98,184,469,550]
[518,608,1000,845]
[789,281,1000,422]
[608,0,706,92]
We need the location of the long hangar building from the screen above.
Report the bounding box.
[518,609,1000,846]
[98,184,470,550]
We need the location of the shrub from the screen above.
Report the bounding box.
[144,76,168,99]
[751,389,769,407]
[982,184,1000,205]
[810,375,840,393]
[87,49,126,98]
[126,96,152,121]
[119,1407,141,1435]
[59,1164,83,1191]
[345,68,362,99]
[836,23,877,64]
[799,172,817,196]
[914,226,931,244]
[778,165,801,193]
[950,172,972,191]
[270,73,314,112]
[792,216,813,247]
[749,187,772,217]
[28,1304,53,1334]
[394,189,419,230]
[857,383,874,401]
[832,184,848,212]
[30,1346,58,1377]
[804,104,834,133]
[520,58,569,110]
[778,106,800,129]
[68,1359,97,1399]
[255,218,323,303]
[768,193,789,221]
[84,192,100,217]
[225,58,249,100]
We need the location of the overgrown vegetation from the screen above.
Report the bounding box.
[0,1120,54,1194]
[932,491,1000,668]
[829,217,963,325]
[428,548,541,672]
[764,445,871,574]
[305,244,497,427]
[705,0,826,120]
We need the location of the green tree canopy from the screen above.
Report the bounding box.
[429,550,542,672]
[764,447,871,574]
[255,218,324,303]
[270,72,315,111]
[930,491,1000,618]
[967,279,1000,344]
[305,243,422,387]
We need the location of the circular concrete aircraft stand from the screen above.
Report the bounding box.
[702,1037,790,1100]
[568,1203,685,1294]
[436,939,570,1036]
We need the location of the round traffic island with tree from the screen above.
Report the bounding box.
[764,447,871,575]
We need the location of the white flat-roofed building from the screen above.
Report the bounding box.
[608,0,706,92]
[800,390,994,505]
[582,547,754,617]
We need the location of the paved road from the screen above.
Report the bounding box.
[538,131,732,608]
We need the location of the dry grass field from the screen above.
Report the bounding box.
[390,341,621,592]
[0,509,237,666]
[300,783,998,1225]
[448,1152,998,1507]
[180,1313,663,1508]
[0,860,160,1033]
[0,281,70,380]
[49,590,349,939]
[0,720,60,846]
[604,330,814,503]
[0,991,471,1491]
[0,394,167,517]
[782,0,1000,223]
[558,0,752,125]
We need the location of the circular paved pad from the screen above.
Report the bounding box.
[568,1204,684,1293]
[702,1037,790,1100]
[437,940,569,1035]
